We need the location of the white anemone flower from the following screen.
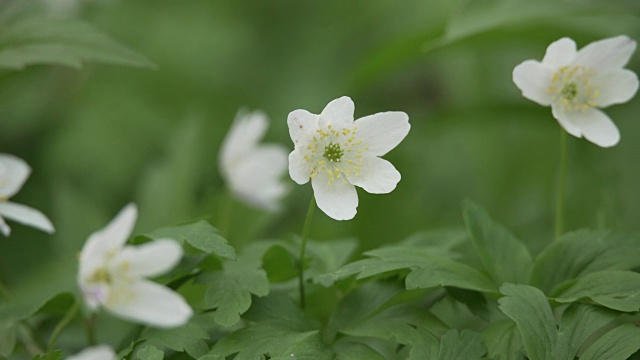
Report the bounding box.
[219,109,290,211]
[67,345,117,360]
[77,203,193,328]
[0,153,55,237]
[288,96,410,220]
[513,35,638,147]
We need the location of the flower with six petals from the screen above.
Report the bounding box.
[288,96,410,220]
[513,35,638,147]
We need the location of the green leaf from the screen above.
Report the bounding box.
[307,238,358,285]
[332,338,388,360]
[553,270,640,312]
[498,284,556,360]
[135,344,164,360]
[0,14,156,70]
[148,220,236,260]
[481,319,522,360]
[410,329,487,360]
[31,350,61,360]
[463,201,532,285]
[0,320,17,358]
[142,322,209,358]
[555,304,617,360]
[579,323,640,360]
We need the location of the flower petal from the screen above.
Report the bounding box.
[347,157,401,194]
[512,60,554,106]
[542,37,577,68]
[354,111,410,156]
[106,279,193,328]
[574,35,636,72]
[594,69,639,107]
[288,109,319,148]
[67,345,117,360]
[0,202,54,234]
[289,149,311,185]
[551,105,583,138]
[219,109,268,176]
[0,153,31,198]
[311,175,358,220]
[556,107,620,147]
[319,96,354,130]
[113,239,183,278]
[0,216,10,236]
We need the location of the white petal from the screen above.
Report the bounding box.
[574,35,637,72]
[347,157,401,194]
[354,111,410,156]
[311,175,358,220]
[542,37,577,68]
[289,149,311,185]
[594,69,639,107]
[512,60,554,106]
[113,239,183,278]
[106,279,193,328]
[319,96,354,130]
[555,107,620,147]
[219,109,268,176]
[551,105,583,138]
[95,203,137,250]
[288,109,319,148]
[0,153,31,198]
[0,216,10,236]
[67,345,117,360]
[0,202,54,234]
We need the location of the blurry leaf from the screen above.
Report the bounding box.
[0,320,17,358]
[148,220,236,260]
[498,284,556,360]
[0,16,156,70]
[481,319,522,360]
[143,323,208,359]
[463,201,532,285]
[135,344,164,360]
[31,350,61,360]
[553,270,640,312]
[446,287,489,321]
[579,323,640,360]
[399,229,468,250]
[308,238,358,286]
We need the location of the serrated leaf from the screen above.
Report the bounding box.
[481,319,522,360]
[148,221,236,260]
[579,323,640,360]
[0,15,155,70]
[136,344,164,360]
[553,270,640,312]
[463,201,532,285]
[143,323,208,358]
[498,284,556,360]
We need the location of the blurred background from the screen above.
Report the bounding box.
[1,0,639,294]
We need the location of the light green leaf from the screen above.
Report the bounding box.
[463,201,532,285]
[136,344,164,360]
[553,270,640,312]
[405,255,497,293]
[148,220,236,260]
[0,15,155,70]
[481,319,522,360]
[142,323,209,358]
[579,323,640,360]
[308,238,358,285]
[498,284,556,360]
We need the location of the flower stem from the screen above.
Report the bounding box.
[298,196,316,310]
[47,299,80,353]
[555,129,568,240]
[217,188,234,238]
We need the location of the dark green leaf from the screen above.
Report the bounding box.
[481,319,523,360]
[579,323,640,360]
[410,329,487,360]
[148,220,236,260]
[332,338,388,360]
[555,304,617,360]
[553,270,640,312]
[143,322,209,358]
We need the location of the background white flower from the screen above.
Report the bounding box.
[513,35,638,147]
[219,109,290,211]
[288,96,410,220]
[0,153,55,236]
[77,203,193,328]
[67,345,117,360]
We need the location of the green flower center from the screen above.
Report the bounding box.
[560,82,578,101]
[547,65,599,111]
[323,142,344,163]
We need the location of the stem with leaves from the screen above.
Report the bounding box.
[298,196,316,310]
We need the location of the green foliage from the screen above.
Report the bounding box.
[147,220,236,260]
[135,345,164,360]
[142,323,209,358]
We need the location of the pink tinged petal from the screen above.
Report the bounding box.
[288,109,319,147]
[347,157,401,194]
[574,35,637,72]
[512,60,554,106]
[106,280,193,328]
[80,283,110,310]
[0,153,31,198]
[311,175,358,221]
[113,239,183,278]
[354,111,410,156]
[542,37,577,68]
[594,69,639,107]
[0,202,54,234]
[319,96,355,129]
[551,105,584,138]
[219,110,268,176]
[289,149,311,185]
[67,345,117,360]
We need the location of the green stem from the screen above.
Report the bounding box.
[84,312,96,346]
[47,299,80,353]
[555,129,568,240]
[298,196,316,310]
[217,188,234,238]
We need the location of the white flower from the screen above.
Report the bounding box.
[0,153,55,237]
[219,109,290,211]
[77,203,193,328]
[287,96,410,220]
[513,35,639,147]
[67,345,117,360]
